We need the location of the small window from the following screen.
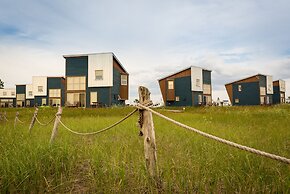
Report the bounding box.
[90,92,98,105]
[238,85,242,92]
[198,94,202,104]
[38,86,43,92]
[235,98,239,103]
[3,92,7,96]
[29,91,33,96]
[168,80,174,89]
[42,98,47,106]
[175,96,180,101]
[196,79,200,87]
[95,70,103,80]
[121,75,128,86]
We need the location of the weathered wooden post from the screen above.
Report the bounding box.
[14,112,19,129]
[138,86,158,178]
[50,106,62,144]
[29,107,38,133]
[0,112,2,122]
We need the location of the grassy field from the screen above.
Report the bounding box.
[0,105,289,193]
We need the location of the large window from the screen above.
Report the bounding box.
[49,89,61,98]
[121,75,128,86]
[203,84,211,95]
[95,70,103,80]
[90,92,98,105]
[16,94,25,101]
[168,80,174,89]
[67,92,86,107]
[67,76,86,91]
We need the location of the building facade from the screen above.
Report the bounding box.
[273,80,286,104]
[0,88,16,107]
[158,66,212,106]
[225,74,274,106]
[63,52,129,107]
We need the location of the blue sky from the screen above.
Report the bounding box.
[1,0,290,102]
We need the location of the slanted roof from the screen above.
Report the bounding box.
[225,73,271,86]
[63,52,128,74]
[158,66,211,81]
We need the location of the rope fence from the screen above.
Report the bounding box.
[137,103,290,165]
[35,116,55,126]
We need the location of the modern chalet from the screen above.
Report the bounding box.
[15,76,65,107]
[273,80,286,104]
[0,88,16,107]
[158,66,212,106]
[225,74,274,106]
[63,52,129,107]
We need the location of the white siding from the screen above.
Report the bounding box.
[32,76,47,96]
[26,84,34,99]
[279,80,286,92]
[266,75,273,94]
[0,88,16,98]
[88,53,113,87]
[191,66,203,91]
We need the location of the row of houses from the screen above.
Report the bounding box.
[0,52,287,108]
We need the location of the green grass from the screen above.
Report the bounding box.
[0,105,289,193]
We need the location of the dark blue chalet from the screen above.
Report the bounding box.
[63,52,129,107]
[158,66,212,106]
[225,74,274,106]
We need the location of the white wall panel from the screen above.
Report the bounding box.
[279,80,286,92]
[0,88,16,98]
[191,66,203,91]
[88,53,113,87]
[266,75,273,94]
[26,84,34,99]
[32,76,47,96]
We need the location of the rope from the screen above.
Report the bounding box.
[16,117,25,124]
[137,103,290,164]
[35,116,55,126]
[3,115,9,122]
[58,109,138,136]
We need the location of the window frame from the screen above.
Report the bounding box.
[121,74,128,86]
[168,80,174,90]
[95,70,103,80]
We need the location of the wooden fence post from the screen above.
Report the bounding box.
[29,107,38,133]
[50,106,62,144]
[0,112,2,122]
[14,112,19,129]
[138,86,158,178]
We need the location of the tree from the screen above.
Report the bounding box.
[0,79,4,89]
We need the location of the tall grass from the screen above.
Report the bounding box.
[0,105,289,193]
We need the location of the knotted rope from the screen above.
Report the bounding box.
[57,109,138,136]
[136,103,290,164]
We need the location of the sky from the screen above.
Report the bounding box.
[1,0,290,103]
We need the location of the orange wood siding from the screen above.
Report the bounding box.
[225,84,233,104]
[236,75,259,84]
[159,79,166,102]
[113,58,128,100]
[273,80,279,86]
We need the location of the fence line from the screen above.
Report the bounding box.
[57,109,137,136]
[137,103,290,164]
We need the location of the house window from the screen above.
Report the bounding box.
[3,92,7,96]
[38,86,43,92]
[198,94,202,104]
[260,97,265,104]
[95,70,103,80]
[238,85,242,92]
[175,96,180,101]
[16,94,25,101]
[196,79,200,87]
[168,80,174,89]
[49,89,61,98]
[50,99,61,106]
[90,92,98,105]
[67,76,86,91]
[203,84,211,95]
[235,98,239,103]
[28,91,33,96]
[42,98,47,106]
[121,75,128,85]
[26,100,30,106]
[260,87,266,95]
